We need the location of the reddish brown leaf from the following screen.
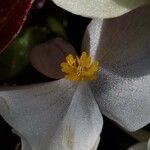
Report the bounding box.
[0,0,34,53]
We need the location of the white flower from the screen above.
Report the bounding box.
[0,5,150,150]
[52,0,150,18]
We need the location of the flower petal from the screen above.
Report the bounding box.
[82,19,103,62]
[91,68,150,131]
[82,5,150,131]
[52,0,149,18]
[82,5,150,63]
[0,80,103,150]
[61,83,103,150]
[148,139,150,150]
[30,38,76,79]
[0,79,76,150]
[127,142,148,150]
[96,6,150,77]
[128,138,150,150]
[0,96,10,121]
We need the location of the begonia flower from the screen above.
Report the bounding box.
[52,0,150,18]
[0,5,150,150]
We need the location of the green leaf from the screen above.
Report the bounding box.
[0,26,49,82]
[47,17,67,38]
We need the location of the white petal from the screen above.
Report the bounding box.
[128,138,150,150]
[83,5,150,131]
[0,79,76,150]
[97,6,150,75]
[91,68,150,131]
[0,80,103,150]
[127,142,147,150]
[0,96,10,120]
[82,18,103,61]
[148,138,150,150]
[59,83,103,150]
[52,0,149,18]
[82,5,150,63]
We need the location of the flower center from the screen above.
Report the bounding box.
[60,51,100,81]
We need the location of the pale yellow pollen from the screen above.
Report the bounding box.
[60,51,101,82]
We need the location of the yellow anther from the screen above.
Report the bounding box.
[60,51,100,82]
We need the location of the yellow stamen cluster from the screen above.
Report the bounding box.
[60,51,100,81]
